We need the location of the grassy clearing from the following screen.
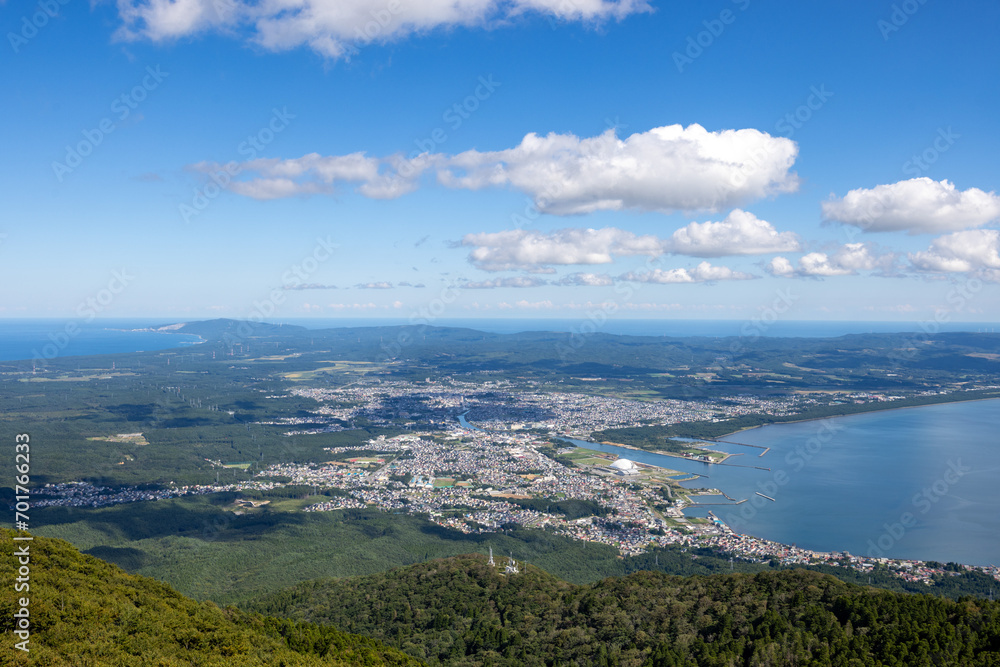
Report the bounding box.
[282,360,382,381]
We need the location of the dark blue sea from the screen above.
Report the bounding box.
[0,319,203,362]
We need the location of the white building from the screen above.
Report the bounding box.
[609,458,639,476]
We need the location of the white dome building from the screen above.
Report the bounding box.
[610,458,638,475]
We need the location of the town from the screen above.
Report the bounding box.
[34,374,1000,592]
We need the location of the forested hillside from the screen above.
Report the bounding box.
[249,554,1000,666]
[0,529,421,666]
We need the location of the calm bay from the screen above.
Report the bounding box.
[569,398,1000,566]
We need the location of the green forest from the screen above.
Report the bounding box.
[248,553,1000,666]
[0,529,420,666]
[31,497,998,607]
[6,528,1000,666]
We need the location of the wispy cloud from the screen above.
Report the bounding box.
[620,261,756,284]
[461,276,550,289]
[557,272,615,286]
[283,283,339,291]
[459,227,663,272]
[115,0,652,58]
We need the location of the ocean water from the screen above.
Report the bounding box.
[0,319,202,362]
[570,399,1000,566]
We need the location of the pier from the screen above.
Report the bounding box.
[687,499,746,506]
[710,439,771,457]
[716,462,771,471]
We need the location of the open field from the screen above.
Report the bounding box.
[282,360,383,381]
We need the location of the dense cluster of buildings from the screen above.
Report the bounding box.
[29,378,1000,591]
[287,377,822,436]
[32,480,267,508]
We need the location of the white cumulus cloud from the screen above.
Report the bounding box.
[199,124,799,213]
[909,230,1000,274]
[821,178,1000,234]
[767,243,896,278]
[664,209,801,257]
[438,124,798,214]
[460,227,663,272]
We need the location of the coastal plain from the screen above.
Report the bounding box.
[3,319,998,606]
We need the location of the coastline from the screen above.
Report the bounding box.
[715,392,1000,439]
[0,327,206,363]
[592,439,731,464]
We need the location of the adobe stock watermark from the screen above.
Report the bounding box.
[508,182,562,231]
[220,235,337,348]
[554,253,667,361]
[552,297,625,362]
[842,126,959,243]
[866,458,971,558]
[349,0,402,47]
[886,275,981,369]
[902,127,959,177]
[508,116,620,231]
[711,84,830,208]
[878,0,930,41]
[203,0,401,61]
[8,0,71,54]
[673,0,751,73]
[51,66,169,182]
[376,283,461,362]
[179,107,295,224]
[775,85,833,137]
[397,75,501,181]
[31,269,134,366]
[724,420,844,530]
[717,288,798,368]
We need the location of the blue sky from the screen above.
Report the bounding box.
[2,0,999,323]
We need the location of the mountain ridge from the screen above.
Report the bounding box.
[247,552,1000,666]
